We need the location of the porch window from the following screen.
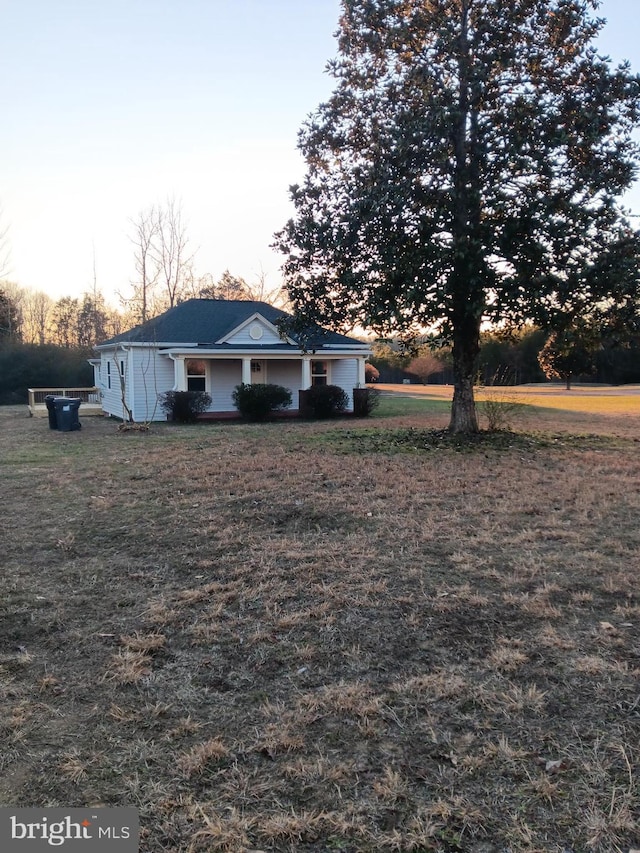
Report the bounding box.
[311,360,328,386]
[186,359,207,392]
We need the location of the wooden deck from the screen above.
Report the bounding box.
[28,387,104,417]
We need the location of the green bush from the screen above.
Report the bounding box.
[232,383,292,421]
[304,384,350,418]
[159,390,212,423]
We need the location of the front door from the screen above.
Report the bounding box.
[250,359,267,384]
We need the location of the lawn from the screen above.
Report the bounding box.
[1,395,639,852]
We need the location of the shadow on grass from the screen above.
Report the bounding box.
[317,425,632,455]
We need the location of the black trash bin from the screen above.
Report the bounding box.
[53,397,82,432]
[44,395,58,430]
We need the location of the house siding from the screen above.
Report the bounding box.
[130,350,174,422]
[263,361,300,408]
[98,349,174,422]
[99,351,130,420]
[209,360,243,412]
[329,358,360,410]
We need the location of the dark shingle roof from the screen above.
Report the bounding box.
[97,300,362,349]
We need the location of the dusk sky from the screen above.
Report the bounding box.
[2,0,639,305]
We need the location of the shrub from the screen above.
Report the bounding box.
[232,383,292,421]
[476,368,520,431]
[304,384,350,419]
[159,390,212,423]
[353,387,381,417]
[365,362,380,383]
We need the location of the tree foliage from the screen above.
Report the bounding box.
[199,270,253,301]
[0,343,93,404]
[275,0,640,432]
[538,320,600,388]
[408,352,447,384]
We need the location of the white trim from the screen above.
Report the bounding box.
[157,348,371,359]
[324,343,370,349]
[301,357,311,388]
[94,341,199,350]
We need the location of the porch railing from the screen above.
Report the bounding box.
[28,387,102,416]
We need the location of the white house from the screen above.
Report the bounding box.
[91,299,372,422]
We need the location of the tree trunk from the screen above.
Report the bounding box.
[449,325,480,433]
[448,0,480,436]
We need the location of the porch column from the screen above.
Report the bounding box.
[301,357,311,389]
[242,357,252,385]
[174,356,187,391]
[357,357,366,387]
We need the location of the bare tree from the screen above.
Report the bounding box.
[154,197,194,310]
[50,297,80,348]
[22,289,54,344]
[247,267,291,309]
[126,205,161,325]
[124,198,195,320]
[77,292,110,348]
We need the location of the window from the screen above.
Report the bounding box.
[186,359,207,392]
[120,360,125,378]
[107,361,111,389]
[311,360,328,386]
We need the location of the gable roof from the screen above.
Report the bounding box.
[96,299,365,350]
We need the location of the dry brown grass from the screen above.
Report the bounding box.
[1,398,639,852]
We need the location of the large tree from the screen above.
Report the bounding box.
[538,319,599,388]
[275,0,640,431]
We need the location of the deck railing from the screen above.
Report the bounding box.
[28,387,102,416]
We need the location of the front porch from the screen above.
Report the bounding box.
[167,354,367,415]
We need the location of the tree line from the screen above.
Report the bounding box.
[0,268,276,351]
[370,324,640,389]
